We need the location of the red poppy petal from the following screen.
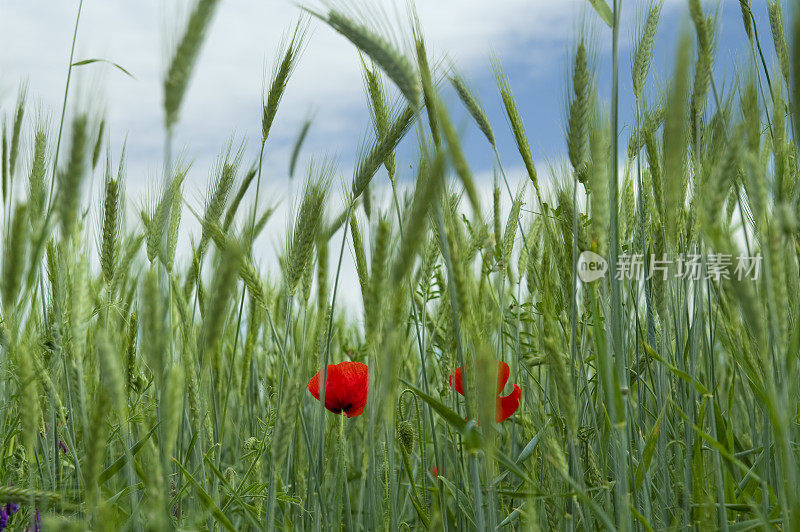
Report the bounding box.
[496,362,510,395]
[336,361,369,416]
[448,367,465,395]
[309,366,339,408]
[308,362,369,416]
[495,384,521,422]
[308,372,321,400]
[345,403,366,417]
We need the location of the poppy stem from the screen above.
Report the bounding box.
[317,200,355,489]
[432,202,471,417]
[265,290,294,527]
[389,179,437,511]
[433,199,486,528]
[340,414,353,530]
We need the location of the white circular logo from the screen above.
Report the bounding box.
[577,251,608,282]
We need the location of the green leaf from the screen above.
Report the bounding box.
[492,419,550,486]
[634,392,669,489]
[588,0,614,27]
[203,456,262,529]
[643,342,711,396]
[437,476,477,529]
[492,447,533,484]
[631,504,655,532]
[671,398,763,485]
[72,58,136,79]
[497,504,524,528]
[399,446,431,527]
[402,379,532,484]
[99,423,159,484]
[400,379,468,434]
[173,458,238,532]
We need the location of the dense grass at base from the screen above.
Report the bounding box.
[1,0,799,530]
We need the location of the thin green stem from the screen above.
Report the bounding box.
[46,0,84,211]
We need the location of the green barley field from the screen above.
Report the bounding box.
[1,0,799,529]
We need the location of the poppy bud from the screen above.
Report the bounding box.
[397,421,415,454]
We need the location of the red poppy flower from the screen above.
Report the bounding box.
[448,361,521,422]
[308,361,369,417]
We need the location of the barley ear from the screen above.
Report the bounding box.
[201,237,242,390]
[632,4,660,100]
[165,170,185,272]
[768,1,791,87]
[438,101,481,213]
[57,114,89,238]
[163,0,220,130]
[392,150,445,283]
[502,185,525,276]
[8,84,27,183]
[97,330,126,421]
[413,24,440,147]
[263,20,308,143]
[2,202,29,311]
[310,7,420,108]
[1,120,8,206]
[352,104,415,199]
[739,0,753,42]
[162,363,184,464]
[449,73,495,148]
[27,127,48,226]
[493,59,538,194]
[590,114,610,256]
[350,214,369,302]
[286,164,331,293]
[663,31,692,243]
[200,142,243,252]
[567,41,592,182]
[365,216,391,347]
[101,166,121,285]
[792,0,800,138]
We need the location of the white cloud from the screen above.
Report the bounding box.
[0,0,586,186]
[0,0,691,312]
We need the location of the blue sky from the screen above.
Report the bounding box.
[0,0,783,309]
[445,0,774,181]
[1,1,779,193]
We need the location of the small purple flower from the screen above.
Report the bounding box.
[58,439,68,455]
[6,482,19,515]
[0,482,20,531]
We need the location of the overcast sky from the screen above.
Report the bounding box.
[0,0,778,310]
